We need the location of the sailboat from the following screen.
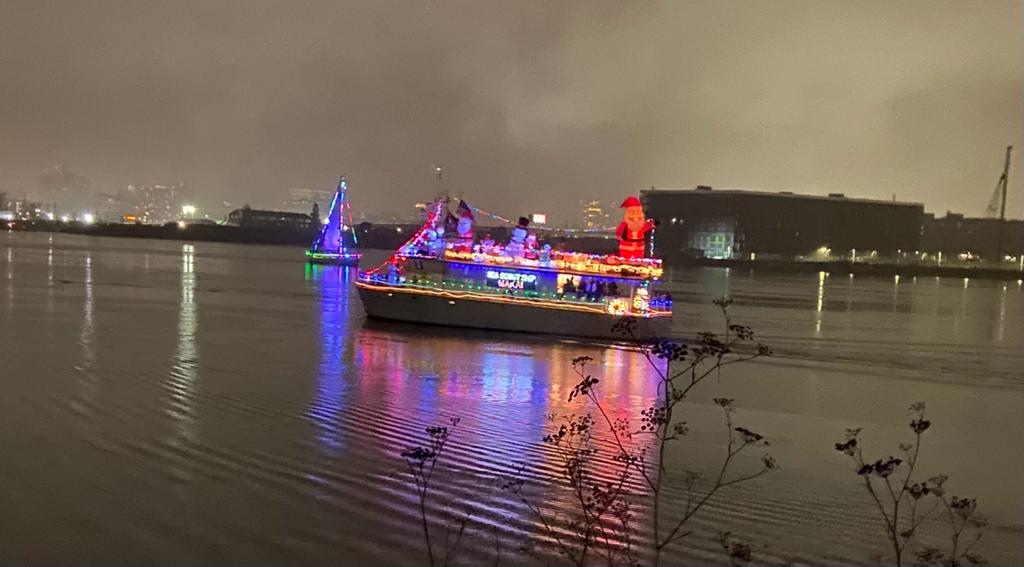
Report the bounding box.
[306,176,363,266]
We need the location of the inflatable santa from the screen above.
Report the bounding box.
[524,233,539,260]
[615,196,655,259]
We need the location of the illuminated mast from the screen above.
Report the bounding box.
[307,176,361,265]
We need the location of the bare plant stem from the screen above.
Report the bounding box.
[402,418,460,567]
[419,490,435,566]
[512,301,772,567]
[837,403,987,567]
[595,302,773,567]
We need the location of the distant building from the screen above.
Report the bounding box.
[580,199,611,230]
[642,186,925,259]
[94,192,128,222]
[38,166,90,213]
[1,194,50,220]
[922,213,1024,261]
[225,205,314,231]
[286,188,335,216]
[123,183,190,224]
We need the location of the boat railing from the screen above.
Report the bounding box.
[356,268,673,317]
[441,245,664,280]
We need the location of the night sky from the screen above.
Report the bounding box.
[1,0,1021,222]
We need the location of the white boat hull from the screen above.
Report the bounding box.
[357,284,671,340]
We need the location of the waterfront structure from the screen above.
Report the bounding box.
[923,213,1024,262]
[356,199,672,340]
[226,205,315,232]
[642,186,925,260]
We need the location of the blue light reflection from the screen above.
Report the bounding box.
[308,264,354,454]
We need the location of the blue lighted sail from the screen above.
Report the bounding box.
[311,177,358,255]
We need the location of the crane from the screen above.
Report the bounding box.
[984,146,1013,218]
[984,146,1013,262]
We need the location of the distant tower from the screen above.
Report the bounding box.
[311,201,320,227]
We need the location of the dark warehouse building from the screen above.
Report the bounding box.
[225,205,315,232]
[641,186,925,260]
[922,213,1024,261]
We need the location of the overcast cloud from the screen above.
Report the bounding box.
[1,0,1020,222]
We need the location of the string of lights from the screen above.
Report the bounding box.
[468,204,611,234]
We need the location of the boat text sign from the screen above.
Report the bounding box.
[485,269,538,291]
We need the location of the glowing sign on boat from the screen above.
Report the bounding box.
[632,287,650,314]
[486,269,538,291]
[606,298,629,315]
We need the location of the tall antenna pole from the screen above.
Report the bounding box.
[434,165,448,202]
[996,146,1012,263]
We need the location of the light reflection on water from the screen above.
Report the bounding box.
[892,273,900,312]
[307,263,352,455]
[167,244,198,461]
[0,235,1021,565]
[46,235,54,313]
[815,270,826,335]
[4,246,12,309]
[74,253,97,411]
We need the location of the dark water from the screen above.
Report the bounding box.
[1,232,1021,566]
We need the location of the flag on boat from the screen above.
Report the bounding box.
[444,209,459,234]
[457,199,474,220]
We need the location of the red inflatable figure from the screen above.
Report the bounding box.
[615,196,655,259]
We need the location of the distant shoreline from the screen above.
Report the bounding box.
[8,220,1022,281]
[8,219,315,246]
[675,257,1024,281]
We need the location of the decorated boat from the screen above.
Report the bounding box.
[306,176,362,266]
[355,198,672,340]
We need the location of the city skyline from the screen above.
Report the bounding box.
[1,1,1021,223]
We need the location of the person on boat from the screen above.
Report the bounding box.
[430,227,446,256]
[507,216,530,257]
[607,281,620,297]
[616,196,656,259]
[539,243,552,263]
[418,228,436,256]
[559,277,576,299]
[585,276,598,300]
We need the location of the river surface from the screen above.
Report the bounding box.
[1,232,1021,566]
